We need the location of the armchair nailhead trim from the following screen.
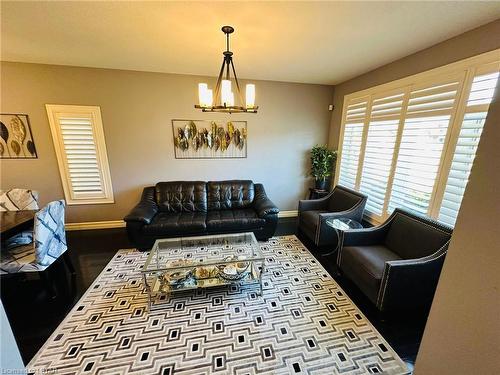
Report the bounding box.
[335,207,453,311]
[375,210,452,310]
[377,245,449,311]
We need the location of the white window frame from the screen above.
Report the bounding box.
[335,49,500,224]
[46,104,114,205]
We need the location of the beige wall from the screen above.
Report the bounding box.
[414,76,500,375]
[328,19,500,149]
[0,62,334,223]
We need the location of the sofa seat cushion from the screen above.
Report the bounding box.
[206,209,265,232]
[143,212,207,236]
[340,245,402,304]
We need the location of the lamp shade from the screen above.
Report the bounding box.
[198,83,208,107]
[205,89,213,107]
[227,92,235,107]
[246,84,255,108]
[221,79,232,105]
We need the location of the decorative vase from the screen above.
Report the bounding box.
[315,178,327,190]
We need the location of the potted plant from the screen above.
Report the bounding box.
[310,145,337,190]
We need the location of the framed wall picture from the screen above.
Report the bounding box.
[0,114,38,159]
[172,119,247,159]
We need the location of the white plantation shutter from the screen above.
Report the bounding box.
[438,70,499,225]
[337,98,368,189]
[359,92,404,217]
[388,116,450,214]
[61,117,103,193]
[438,113,486,224]
[388,77,462,215]
[466,71,499,106]
[46,105,114,205]
[335,51,499,225]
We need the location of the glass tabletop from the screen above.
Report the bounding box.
[142,232,263,273]
[325,217,363,231]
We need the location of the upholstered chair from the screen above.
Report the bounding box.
[337,208,453,312]
[0,200,74,275]
[0,188,39,211]
[298,185,367,247]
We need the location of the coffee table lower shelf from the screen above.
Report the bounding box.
[142,262,264,311]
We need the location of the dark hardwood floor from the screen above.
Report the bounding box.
[1,218,425,371]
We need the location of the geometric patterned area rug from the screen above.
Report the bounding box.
[28,235,410,375]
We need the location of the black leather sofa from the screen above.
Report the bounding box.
[124,180,279,250]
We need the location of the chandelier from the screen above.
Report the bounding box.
[196,26,258,113]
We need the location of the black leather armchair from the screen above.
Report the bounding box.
[337,208,453,312]
[298,185,367,247]
[124,180,279,250]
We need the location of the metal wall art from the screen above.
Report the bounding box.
[172,119,247,159]
[0,114,37,159]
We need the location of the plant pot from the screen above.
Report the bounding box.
[315,178,327,190]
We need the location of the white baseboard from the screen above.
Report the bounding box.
[66,210,298,231]
[65,220,126,231]
[278,210,298,218]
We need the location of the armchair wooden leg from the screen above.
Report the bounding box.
[63,252,76,275]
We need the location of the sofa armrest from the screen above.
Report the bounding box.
[124,187,158,224]
[298,191,333,212]
[341,225,389,247]
[376,245,449,311]
[317,205,365,223]
[253,183,279,218]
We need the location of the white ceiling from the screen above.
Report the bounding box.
[1,1,499,85]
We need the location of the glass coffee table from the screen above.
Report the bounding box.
[141,232,265,310]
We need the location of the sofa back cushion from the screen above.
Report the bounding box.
[328,186,364,212]
[207,180,254,210]
[155,182,207,213]
[384,211,451,259]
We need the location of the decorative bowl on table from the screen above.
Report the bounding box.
[217,256,250,281]
[167,269,194,286]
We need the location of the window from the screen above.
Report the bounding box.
[337,98,368,189]
[46,105,114,205]
[388,76,462,216]
[358,91,404,215]
[437,68,500,225]
[335,50,499,225]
